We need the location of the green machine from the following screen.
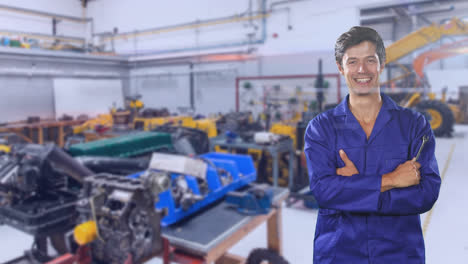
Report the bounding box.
[68,131,174,158]
[68,127,210,175]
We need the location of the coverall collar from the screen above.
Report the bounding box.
[333,93,400,143]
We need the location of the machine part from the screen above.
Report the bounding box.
[225,184,273,215]
[64,134,86,149]
[216,112,263,135]
[76,173,163,264]
[180,192,203,211]
[131,152,257,226]
[138,107,170,118]
[0,144,11,154]
[75,156,150,175]
[253,132,281,144]
[416,100,455,137]
[74,221,97,246]
[68,131,174,158]
[153,125,210,155]
[246,248,289,264]
[6,144,92,193]
[133,115,192,131]
[216,168,233,186]
[139,170,171,197]
[415,135,429,161]
[170,175,197,210]
[149,153,208,180]
[72,114,113,135]
[0,143,94,262]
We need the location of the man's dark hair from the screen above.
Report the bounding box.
[335,26,386,67]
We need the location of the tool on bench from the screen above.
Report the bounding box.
[225,184,274,215]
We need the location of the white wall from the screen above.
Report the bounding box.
[426,69,468,100]
[130,65,192,113]
[88,0,258,55]
[88,0,386,56]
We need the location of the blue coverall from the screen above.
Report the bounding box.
[304,94,441,264]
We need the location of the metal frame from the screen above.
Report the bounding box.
[235,74,342,112]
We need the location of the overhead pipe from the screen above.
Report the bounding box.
[0,4,93,48]
[0,4,91,23]
[0,30,85,44]
[270,0,313,10]
[122,0,314,59]
[121,0,269,59]
[99,11,270,42]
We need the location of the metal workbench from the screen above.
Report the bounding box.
[209,136,295,188]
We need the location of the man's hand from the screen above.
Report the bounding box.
[381,158,421,192]
[336,149,359,176]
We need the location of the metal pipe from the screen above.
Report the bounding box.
[0,30,85,44]
[270,0,313,9]
[100,12,270,42]
[360,0,433,12]
[0,72,125,79]
[123,0,269,59]
[124,40,263,58]
[0,46,124,63]
[0,4,91,23]
[131,68,237,78]
[190,63,195,110]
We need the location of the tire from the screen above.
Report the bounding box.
[246,248,290,264]
[50,233,69,255]
[416,100,454,137]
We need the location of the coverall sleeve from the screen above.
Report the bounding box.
[378,115,441,215]
[304,118,381,213]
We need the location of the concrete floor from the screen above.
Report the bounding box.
[0,125,467,263]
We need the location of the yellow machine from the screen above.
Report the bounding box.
[187,118,218,138]
[0,144,10,154]
[72,95,145,135]
[72,114,113,134]
[384,17,468,136]
[133,115,194,131]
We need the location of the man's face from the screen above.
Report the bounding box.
[337,41,384,96]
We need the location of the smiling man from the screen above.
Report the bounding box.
[304,27,441,263]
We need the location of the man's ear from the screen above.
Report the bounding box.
[379,62,385,74]
[336,61,344,75]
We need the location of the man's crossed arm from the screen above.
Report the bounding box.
[336,149,421,192]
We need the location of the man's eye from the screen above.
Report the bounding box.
[348,61,356,64]
[368,59,376,63]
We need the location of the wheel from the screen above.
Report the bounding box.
[50,233,69,255]
[416,100,454,137]
[246,248,289,264]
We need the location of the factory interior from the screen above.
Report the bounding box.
[0,0,467,263]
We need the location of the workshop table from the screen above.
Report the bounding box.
[209,136,295,188]
[0,119,85,147]
[162,187,289,264]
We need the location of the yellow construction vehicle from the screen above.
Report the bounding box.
[383,17,468,136]
[385,18,468,64]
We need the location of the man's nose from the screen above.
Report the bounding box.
[357,62,366,73]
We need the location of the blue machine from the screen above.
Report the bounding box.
[225,184,274,215]
[130,152,256,226]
